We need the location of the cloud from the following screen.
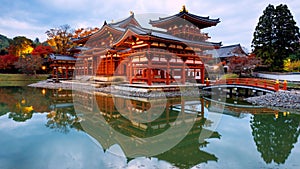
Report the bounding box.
[1,0,300,49]
[0,17,48,41]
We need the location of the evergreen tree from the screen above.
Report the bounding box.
[0,34,12,55]
[252,4,300,71]
[252,5,276,69]
[33,37,41,47]
[273,4,300,70]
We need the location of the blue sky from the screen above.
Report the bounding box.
[1,0,300,51]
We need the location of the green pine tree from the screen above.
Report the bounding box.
[252,4,276,68]
[252,4,300,71]
[273,4,300,70]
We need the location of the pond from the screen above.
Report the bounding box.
[0,86,300,169]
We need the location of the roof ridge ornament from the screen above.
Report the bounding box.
[130,11,134,16]
[180,5,188,13]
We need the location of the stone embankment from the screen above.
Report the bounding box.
[28,80,209,98]
[28,80,73,89]
[245,90,300,111]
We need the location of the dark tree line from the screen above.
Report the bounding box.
[252,4,300,71]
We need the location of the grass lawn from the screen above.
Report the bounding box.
[0,74,49,86]
[287,82,300,90]
[220,73,239,79]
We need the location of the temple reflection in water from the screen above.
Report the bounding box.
[72,89,220,166]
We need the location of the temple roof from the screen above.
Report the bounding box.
[72,14,138,44]
[206,44,248,58]
[113,24,220,48]
[108,12,141,29]
[74,10,221,51]
[49,54,77,61]
[149,6,220,30]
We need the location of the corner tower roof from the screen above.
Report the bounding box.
[109,12,141,28]
[149,5,220,30]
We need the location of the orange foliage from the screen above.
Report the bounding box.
[73,27,99,38]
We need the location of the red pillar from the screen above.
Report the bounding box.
[274,79,279,91]
[201,66,205,84]
[129,59,133,84]
[182,61,186,84]
[110,55,113,75]
[105,57,108,75]
[166,57,170,85]
[283,80,287,90]
[206,78,210,86]
[147,54,152,86]
[147,63,152,85]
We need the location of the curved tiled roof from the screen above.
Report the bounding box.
[49,54,77,61]
[72,14,138,44]
[205,44,247,58]
[149,8,220,29]
[108,13,141,28]
[113,24,221,47]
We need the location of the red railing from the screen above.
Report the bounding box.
[207,78,287,91]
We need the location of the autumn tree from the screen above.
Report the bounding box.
[32,45,54,73]
[0,54,18,72]
[9,36,34,57]
[32,45,54,58]
[73,27,99,38]
[46,24,73,55]
[228,53,261,76]
[14,54,43,76]
[252,4,300,71]
[0,36,33,72]
[14,44,54,75]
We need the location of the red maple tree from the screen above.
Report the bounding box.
[0,54,18,70]
[31,45,53,57]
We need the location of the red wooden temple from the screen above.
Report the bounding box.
[49,54,77,79]
[73,6,221,85]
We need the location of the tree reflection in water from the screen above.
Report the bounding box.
[45,89,82,133]
[250,112,300,164]
[46,107,83,133]
[0,87,82,132]
[0,87,49,121]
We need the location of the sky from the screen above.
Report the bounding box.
[1,0,300,51]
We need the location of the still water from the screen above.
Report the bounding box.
[0,86,300,169]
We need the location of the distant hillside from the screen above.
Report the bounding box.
[0,34,11,50]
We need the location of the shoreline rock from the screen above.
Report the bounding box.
[245,90,300,111]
